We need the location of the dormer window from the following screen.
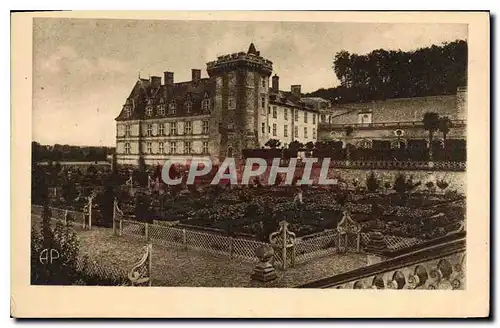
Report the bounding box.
[146,106,153,117]
[124,107,132,118]
[202,99,211,113]
[184,101,192,114]
[358,112,372,125]
[168,101,176,114]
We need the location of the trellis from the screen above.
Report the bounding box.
[336,210,361,253]
[269,220,297,270]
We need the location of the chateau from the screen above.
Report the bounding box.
[115,43,319,165]
[315,87,467,150]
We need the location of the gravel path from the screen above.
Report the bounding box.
[32,215,368,287]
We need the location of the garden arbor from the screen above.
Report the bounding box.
[336,210,361,253]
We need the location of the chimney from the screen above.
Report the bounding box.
[151,76,162,88]
[192,69,201,83]
[164,72,174,86]
[291,85,302,99]
[272,74,279,91]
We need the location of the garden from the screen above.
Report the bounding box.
[32,160,466,243]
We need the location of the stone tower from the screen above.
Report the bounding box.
[206,43,273,162]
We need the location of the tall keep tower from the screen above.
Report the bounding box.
[207,43,273,162]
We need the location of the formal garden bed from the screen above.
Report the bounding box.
[33,161,466,243]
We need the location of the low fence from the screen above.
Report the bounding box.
[31,204,87,229]
[31,204,425,269]
[120,219,267,263]
[119,218,424,267]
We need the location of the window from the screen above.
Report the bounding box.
[146,124,153,137]
[146,106,153,117]
[202,120,209,134]
[272,106,277,119]
[284,108,288,120]
[184,141,192,154]
[157,105,166,116]
[294,110,299,122]
[228,97,236,110]
[284,125,288,137]
[261,97,266,109]
[125,124,130,137]
[185,101,192,114]
[304,127,308,138]
[158,123,164,136]
[147,142,152,154]
[313,128,316,139]
[321,114,326,123]
[294,126,299,138]
[170,122,177,135]
[124,107,131,118]
[262,77,266,88]
[304,112,308,123]
[202,99,211,112]
[159,142,164,154]
[272,123,277,137]
[185,121,193,135]
[268,106,271,114]
[169,142,177,154]
[358,112,372,124]
[168,101,176,114]
[313,114,316,124]
[202,141,209,154]
[261,122,265,134]
[268,125,271,133]
[124,143,131,154]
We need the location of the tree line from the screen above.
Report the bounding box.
[32,142,115,163]
[305,40,467,103]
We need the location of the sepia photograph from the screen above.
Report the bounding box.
[11,11,490,318]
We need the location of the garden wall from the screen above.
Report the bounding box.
[327,168,466,194]
[248,165,465,194]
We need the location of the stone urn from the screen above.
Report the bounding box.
[251,245,277,282]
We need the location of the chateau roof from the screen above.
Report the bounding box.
[327,94,463,124]
[115,78,214,121]
[269,90,319,113]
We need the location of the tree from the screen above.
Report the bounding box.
[305,141,314,151]
[265,139,281,149]
[111,153,118,174]
[438,116,453,160]
[333,50,353,87]
[32,204,80,285]
[422,112,440,161]
[288,140,303,151]
[315,40,467,103]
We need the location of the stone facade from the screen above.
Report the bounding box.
[316,89,467,148]
[115,43,319,165]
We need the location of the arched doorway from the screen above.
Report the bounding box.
[390,139,408,161]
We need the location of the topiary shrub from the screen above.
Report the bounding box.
[366,172,379,193]
[436,180,449,192]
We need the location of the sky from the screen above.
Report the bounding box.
[32,18,467,147]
